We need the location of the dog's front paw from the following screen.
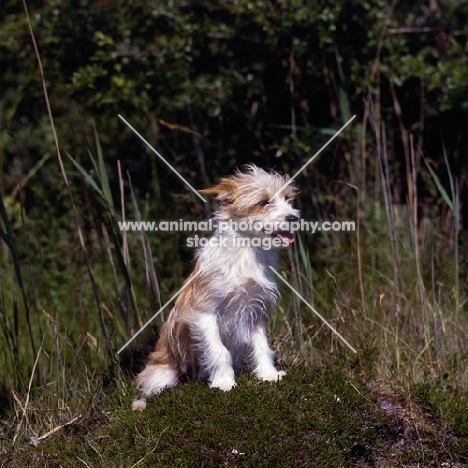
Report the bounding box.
[256,369,286,382]
[209,374,237,392]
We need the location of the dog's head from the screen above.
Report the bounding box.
[200,165,300,244]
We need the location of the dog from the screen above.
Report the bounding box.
[132,165,300,410]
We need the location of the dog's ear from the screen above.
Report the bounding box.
[199,178,236,203]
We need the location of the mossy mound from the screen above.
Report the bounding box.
[3,365,468,467]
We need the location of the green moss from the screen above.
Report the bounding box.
[4,365,468,466]
[0,369,402,465]
[411,382,468,459]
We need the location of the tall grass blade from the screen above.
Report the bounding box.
[333,45,351,123]
[297,233,313,297]
[128,176,162,316]
[0,283,20,387]
[422,157,454,213]
[422,141,459,306]
[66,152,105,200]
[93,121,113,208]
[0,190,37,361]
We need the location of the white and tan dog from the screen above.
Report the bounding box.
[132,165,299,410]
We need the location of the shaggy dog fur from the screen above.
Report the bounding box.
[132,165,299,410]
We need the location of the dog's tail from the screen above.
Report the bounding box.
[131,328,181,411]
[131,362,179,410]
